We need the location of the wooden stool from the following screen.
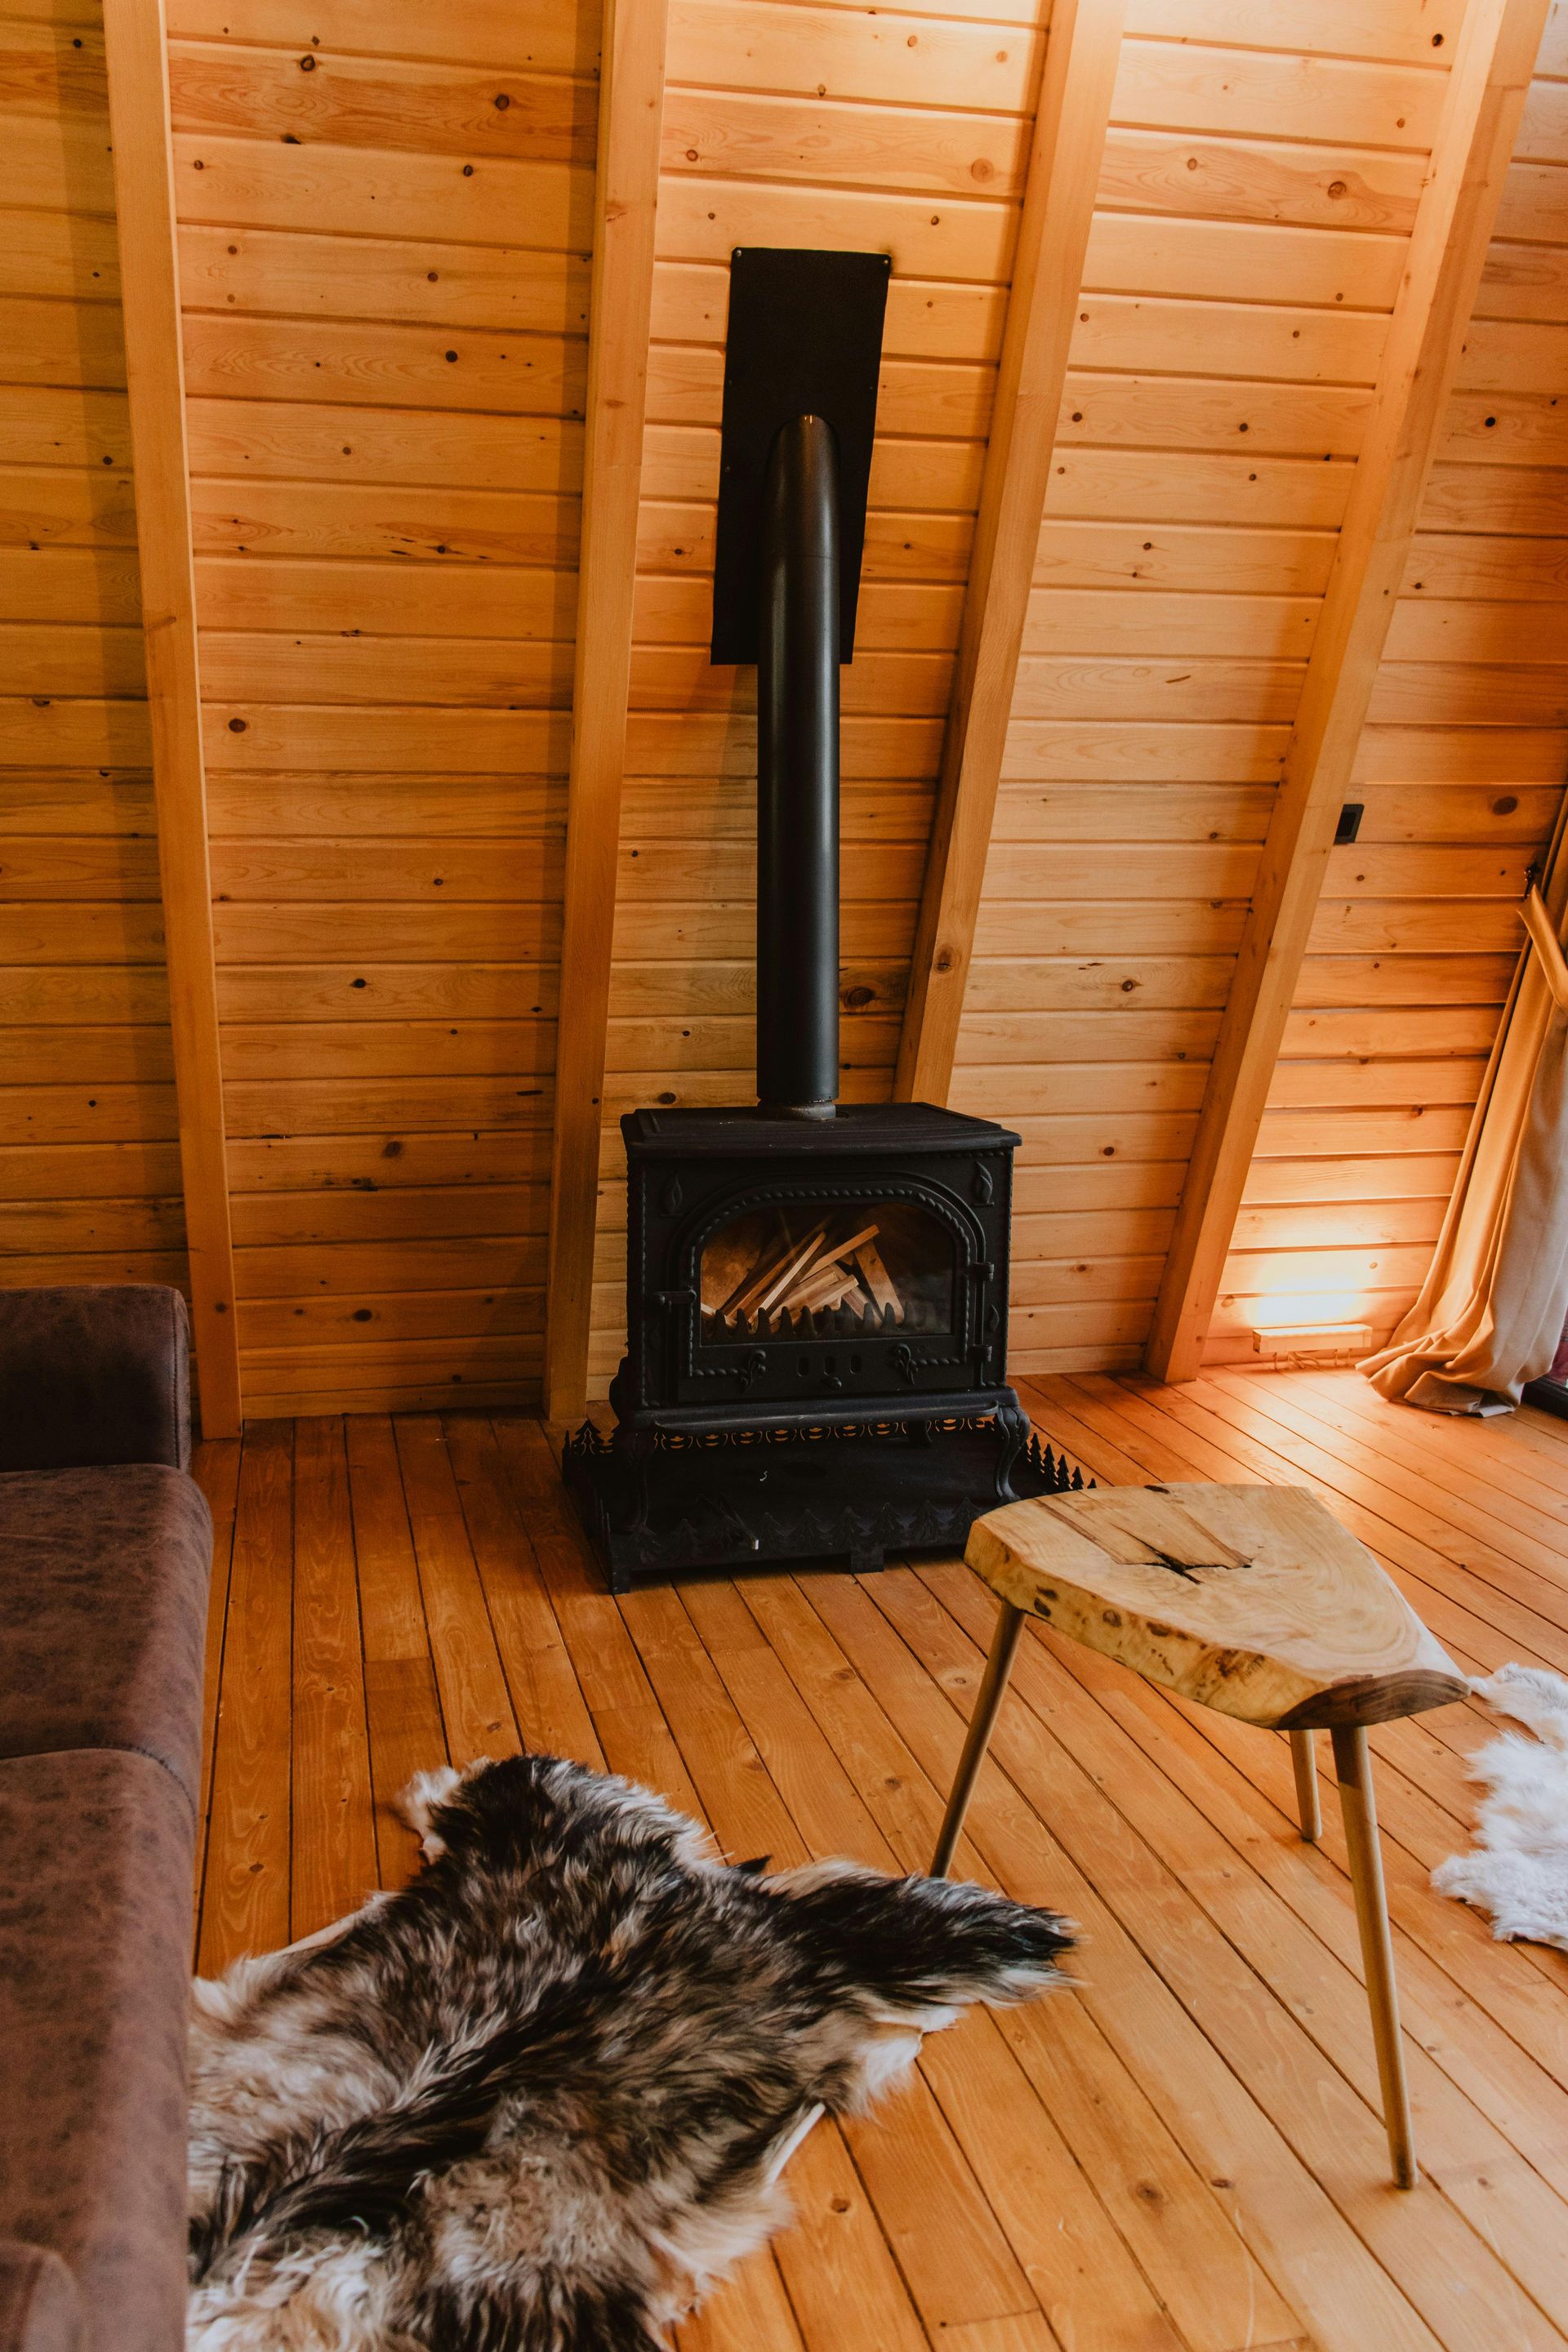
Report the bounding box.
[931,1481,1467,2188]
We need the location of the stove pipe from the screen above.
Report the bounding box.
[756,412,840,1120]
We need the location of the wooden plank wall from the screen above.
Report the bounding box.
[947,0,1468,1378]
[0,2,186,1297]
[5,0,1563,1411]
[1209,8,1568,1364]
[163,0,599,1416]
[583,0,1049,1393]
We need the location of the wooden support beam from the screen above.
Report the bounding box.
[103,0,241,1438]
[544,0,671,1423]
[894,0,1128,1106]
[1144,0,1551,1386]
[1521,884,1568,1014]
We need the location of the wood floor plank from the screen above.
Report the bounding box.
[1044,1373,1568,2003]
[344,1412,447,1885]
[1307,1373,1568,1505]
[1183,1374,1568,1676]
[489,1415,703,1811]
[1504,1405,1568,1470]
[935,1566,1568,2218]
[767,2120,931,2352]
[1074,1372,1566,1686]
[675,1579,1064,2344]
[393,1413,521,1763]
[362,1656,447,1890]
[869,1566,1568,2352]
[345,1415,428,1666]
[196,1388,1568,2350]
[675,2247,806,2352]
[290,1414,377,1937]
[1061,1377,1568,1949]
[799,1569,1445,2352]
[1205,1370,1568,1607]
[608,1572,1028,2350]
[568,1555,933,2352]
[198,1419,293,1971]
[615,1581,804,1866]
[742,1575,1291,2352]
[1102,1649,1568,2113]
[442,1413,603,1770]
[1294,1370,1568,1521]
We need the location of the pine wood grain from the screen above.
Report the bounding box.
[194,1387,1568,2348]
[1143,0,1553,1383]
[198,1419,293,1970]
[103,0,240,1430]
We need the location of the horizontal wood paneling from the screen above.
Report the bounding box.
[9,0,1562,1416]
[582,0,1052,1391]
[170,0,601,1408]
[947,0,1456,1378]
[1212,34,1568,1368]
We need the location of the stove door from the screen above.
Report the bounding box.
[668,1179,993,1408]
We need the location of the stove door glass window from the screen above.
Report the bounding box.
[698,1201,956,1342]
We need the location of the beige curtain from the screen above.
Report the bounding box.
[1362,804,1568,1416]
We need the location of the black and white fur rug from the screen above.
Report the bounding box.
[187,1753,1073,2350]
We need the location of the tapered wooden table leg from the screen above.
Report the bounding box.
[931,1599,1024,1878]
[1289,1728,1321,1841]
[1331,1723,1418,2188]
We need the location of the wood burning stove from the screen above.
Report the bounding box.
[564,251,1078,1590]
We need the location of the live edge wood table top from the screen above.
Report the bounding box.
[964,1481,1468,1732]
[933,1478,1468,2189]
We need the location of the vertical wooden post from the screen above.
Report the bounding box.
[1143,0,1552,1385]
[896,0,1128,1107]
[544,0,672,1425]
[103,0,241,1437]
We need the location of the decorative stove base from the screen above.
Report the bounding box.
[563,1412,1085,1592]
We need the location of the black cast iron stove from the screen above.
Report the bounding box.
[564,251,1079,1591]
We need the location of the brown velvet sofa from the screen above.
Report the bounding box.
[0,1288,212,2352]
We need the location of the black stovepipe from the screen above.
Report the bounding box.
[755,412,840,1119]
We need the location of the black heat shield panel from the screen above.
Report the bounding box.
[710,247,890,666]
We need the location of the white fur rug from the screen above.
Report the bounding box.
[1433,1663,1568,1950]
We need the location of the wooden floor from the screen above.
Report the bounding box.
[192,1370,1568,2352]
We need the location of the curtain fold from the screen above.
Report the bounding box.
[1361,802,1568,1416]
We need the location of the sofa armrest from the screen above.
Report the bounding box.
[0,1288,191,1473]
[0,2246,82,2352]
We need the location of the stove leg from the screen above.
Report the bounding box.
[992,1396,1031,1501]
[614,1427,655,1537]
[849,1545,884,1575]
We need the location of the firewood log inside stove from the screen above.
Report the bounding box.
[701,1209,911,1333]
[850,1236,899,1319]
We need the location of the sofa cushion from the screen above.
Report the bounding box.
[0,2245,82,2352]
[0,1289,190,1474]
[0,1751,192,2352]
[0,1467,211,1812]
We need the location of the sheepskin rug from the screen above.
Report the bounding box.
[186,1753,1073,2350]
[1434,1663,1568,1951]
